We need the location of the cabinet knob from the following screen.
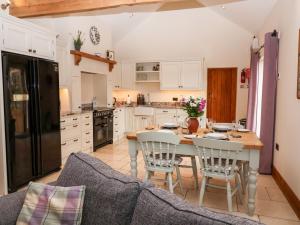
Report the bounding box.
[33,50,36,53]
[74,139,79,142]
[28,49,32,53]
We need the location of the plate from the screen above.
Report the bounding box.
[237,128,250,133]
[162,123,178,128]
[204,133,228,140]
[184,134,197,139]
[212,125,232,132]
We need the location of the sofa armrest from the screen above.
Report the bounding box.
[0,191,26,225]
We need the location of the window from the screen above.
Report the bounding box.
[255,56,264,137]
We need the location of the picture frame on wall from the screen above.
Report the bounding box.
[297,30,300,99]
[106,50,115,61]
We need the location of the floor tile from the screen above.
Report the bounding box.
[266,186,288,203]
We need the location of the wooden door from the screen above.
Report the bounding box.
[207,68,237,123]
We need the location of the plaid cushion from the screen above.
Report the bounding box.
[16,182,86,225]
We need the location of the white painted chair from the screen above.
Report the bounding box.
[137,131,183,194]
[192,138,244,212]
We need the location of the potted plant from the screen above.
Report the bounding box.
[181,96,206,134]
[73,30,84,51]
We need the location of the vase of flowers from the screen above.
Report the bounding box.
[181,96,206,134]
[73,30,84,51]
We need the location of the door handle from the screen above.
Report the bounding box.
[73,125,78,128]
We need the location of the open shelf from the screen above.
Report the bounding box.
[70,50,117,72]
[135,62,160,82]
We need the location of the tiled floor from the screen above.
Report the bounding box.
[40,138,300,225]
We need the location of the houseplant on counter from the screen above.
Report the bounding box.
[73,30,84,51]
[181,96,206,134]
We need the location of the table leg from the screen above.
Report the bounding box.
[129,140,138,178]
[248,150,259,216]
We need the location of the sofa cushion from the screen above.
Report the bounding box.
[130,187,263,225]
[0,190,26,225]
[56,153,151,225]
[16,182,86,225]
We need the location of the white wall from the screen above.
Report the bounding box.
[259,0,300,198]
[108,7,253,120]
[28,16,113,109]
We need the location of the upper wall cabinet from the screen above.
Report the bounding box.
[1,16,56,60]
[160,61,202,90]
[112,62,135,90]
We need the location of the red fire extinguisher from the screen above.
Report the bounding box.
[241,69,246,83]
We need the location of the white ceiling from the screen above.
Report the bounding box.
[96,0,277,44]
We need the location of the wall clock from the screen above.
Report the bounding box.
[89,26,100,45]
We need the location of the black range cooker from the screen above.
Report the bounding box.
[93,108,114,151]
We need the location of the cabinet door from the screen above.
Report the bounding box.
[121,63,135,89]
[31,31,55,60]
[71,76,82,112]
[2,20,31,55]
[155,114,177,127]
[160,62,181,90]
[181,61,201,90]
[112,63,122,89]
[125,108,134,132]
[176,109,188,126]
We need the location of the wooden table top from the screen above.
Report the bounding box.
[126,128,263,150]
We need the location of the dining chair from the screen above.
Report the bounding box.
[192,138,244,212]
[137,131,183,194]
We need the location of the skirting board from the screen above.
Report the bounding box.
[272,166,300,219]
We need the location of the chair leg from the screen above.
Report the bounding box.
[238,168,245,194]
[164,173,168,185]
[191,156,199,189]
[236,173,243,205]
[144,170,150,182]
[175,165,184,195]
[226,180,233,212]
[199,176,207,206]
[167,172,174,193]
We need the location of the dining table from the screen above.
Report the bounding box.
[126,128,263,216]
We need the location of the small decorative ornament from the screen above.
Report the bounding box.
[106,50,115,61]
[90,26,100,45]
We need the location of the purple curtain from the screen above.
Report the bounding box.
[259,32,279,174]
[246,51,260,131]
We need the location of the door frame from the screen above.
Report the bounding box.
[207,67,238,122]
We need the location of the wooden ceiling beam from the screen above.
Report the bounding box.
[9,0,167,18]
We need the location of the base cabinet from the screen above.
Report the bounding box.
[113,108,125,142]
[135,116,154,131]
[60,112,93,164]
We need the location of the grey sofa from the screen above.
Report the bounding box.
[0,153,263,225]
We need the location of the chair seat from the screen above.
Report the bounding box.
[148,153,183,167]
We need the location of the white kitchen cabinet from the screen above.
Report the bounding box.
[160,62,181,90]
[135,116,153,131]
[31,31,55,60]
[112,63,122,89]
[121,63,135,89]
[181,61,201,89]
[155,108,177,127]
[160,61,201,90]
[81,112,93,153]
[125,107,135,132]
[113,108,125,142]
[1,16,56,60]
[2,20,31,55]
[112,63,135,90]
[60,114,82,164]
[71,76,82,112]
[176,109,188,126]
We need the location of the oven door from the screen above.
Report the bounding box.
[94,117,108,148]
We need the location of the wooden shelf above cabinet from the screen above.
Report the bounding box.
[70,50,117,72]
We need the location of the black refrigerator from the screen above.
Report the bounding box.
[2,52,61,193]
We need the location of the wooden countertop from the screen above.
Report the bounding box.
[126,129,263,150]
